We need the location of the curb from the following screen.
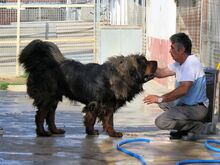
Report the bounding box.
[7,85,26,92]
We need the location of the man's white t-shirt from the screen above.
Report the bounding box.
[168,54,209,106]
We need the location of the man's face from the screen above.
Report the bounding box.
[169,42,182,63]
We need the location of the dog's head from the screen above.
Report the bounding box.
[126,54,157,83]
[136,55,157,82]
[108,54,157,83]
[107,54,157,99]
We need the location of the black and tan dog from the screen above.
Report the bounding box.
[19,40,157,137]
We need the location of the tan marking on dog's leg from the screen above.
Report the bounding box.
[102,112,123,138]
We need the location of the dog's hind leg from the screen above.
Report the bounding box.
[84,111,99,135]
[46,101,65,135]
[83,103,99,135]
[102,111,123,138]
[35,106,52,137]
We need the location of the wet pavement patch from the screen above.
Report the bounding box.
[0,91,220,165]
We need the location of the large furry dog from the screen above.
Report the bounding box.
[19,40,157,137]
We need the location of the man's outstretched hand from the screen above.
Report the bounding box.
[143,95,162,104]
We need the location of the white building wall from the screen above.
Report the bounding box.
[146,0,176,39]
[146,0,176,87]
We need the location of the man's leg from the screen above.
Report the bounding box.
[158,101,176,111]
[155,104,208,140]
[157,101,187,138]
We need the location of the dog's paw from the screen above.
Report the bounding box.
[109,131,123,138]
[87,129,99,135]
[36,130,52,137]
[50,128,65,134]
[93,130,99,135]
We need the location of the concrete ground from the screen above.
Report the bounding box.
[0,80,220,165]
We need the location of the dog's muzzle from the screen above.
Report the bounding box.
[144,74,155,82]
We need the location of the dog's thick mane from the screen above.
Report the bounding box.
[107,55,145,101]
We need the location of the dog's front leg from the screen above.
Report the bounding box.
[102,112,123,138]
[35,108,52,137]
[46,101,65,135]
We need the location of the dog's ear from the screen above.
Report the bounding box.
[134,55,148,74]
[136,55,147,66]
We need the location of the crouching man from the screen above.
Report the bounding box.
[144,32,208,141]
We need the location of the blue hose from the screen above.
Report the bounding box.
[176,159,220,164]
[117,138,220,165]
[117,138,150,165]
[176,139,220,165]
[205,139,220,152]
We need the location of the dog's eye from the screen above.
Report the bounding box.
[129,68,136,76]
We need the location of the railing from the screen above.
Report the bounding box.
[0,1,97,76]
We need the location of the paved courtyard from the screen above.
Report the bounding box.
[0,81,220,165]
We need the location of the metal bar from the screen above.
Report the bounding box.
[93,1,96,63]
[16,0,21,76]
[22,4,94,8]
[142,0,146,54]
[199,0,204,60]
[0,4,17,8]
[0,38,95,44]
[0,3,94,9]
[94,0,100,63]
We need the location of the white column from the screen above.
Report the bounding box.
[121,0,124,24]
[66,0,71,20]
[116,0,120,24]
[124,0,128,25]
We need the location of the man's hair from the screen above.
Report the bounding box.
[169,32,192,55]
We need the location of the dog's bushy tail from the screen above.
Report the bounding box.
[19,39,65,73]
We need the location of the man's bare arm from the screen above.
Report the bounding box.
[156,67,175,78]
[161,81,193,102]
[143,81,193,104]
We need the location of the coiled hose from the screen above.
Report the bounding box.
[117,138,220,165]
[117,138,150,165]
